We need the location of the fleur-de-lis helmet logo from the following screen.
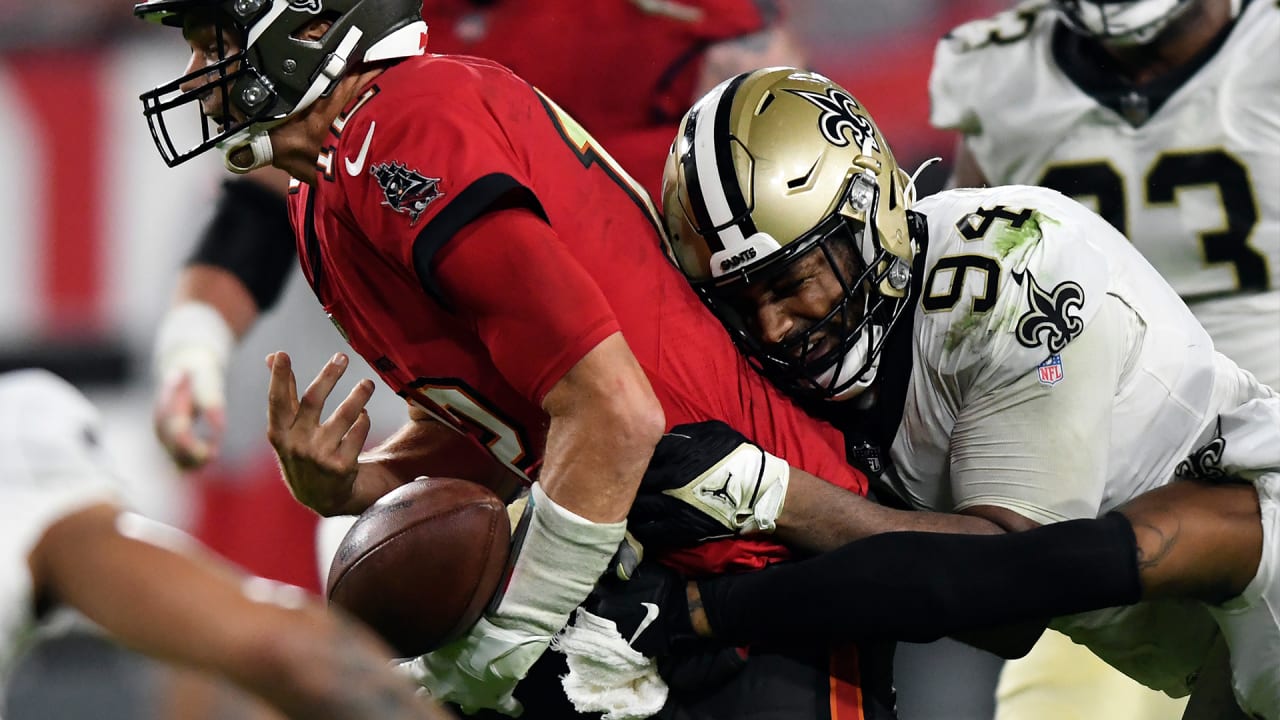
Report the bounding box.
[784,87,881,152]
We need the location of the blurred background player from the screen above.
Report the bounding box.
[0,369,447,720]
[929,0,1279,716]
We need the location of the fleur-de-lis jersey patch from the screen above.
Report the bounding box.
[1012,269,1085,353]
[1175,417,1228,480]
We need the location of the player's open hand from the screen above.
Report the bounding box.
[266,351,375,516]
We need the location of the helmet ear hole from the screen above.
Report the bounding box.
[853,156,881,173]
[290,15,337,43]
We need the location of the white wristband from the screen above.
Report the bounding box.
[489,482,626,640]
[153,301,234,409]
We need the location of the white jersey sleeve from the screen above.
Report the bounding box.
[886,186,1115,521]
[885,185,1220,524]
[913,186,1113,394]
[929,1,1063,174]
[0,370,122,681]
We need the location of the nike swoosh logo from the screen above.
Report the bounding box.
[344,121,376,176]
[630,602,660,645]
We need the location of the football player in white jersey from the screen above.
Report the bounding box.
[931,0,1279,391]
[657,67,1280,718]
[930,1,1279,714]
[0,369,446,719]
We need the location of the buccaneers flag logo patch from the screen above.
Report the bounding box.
[371,162,443,226]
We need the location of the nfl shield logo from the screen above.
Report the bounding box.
[1036,354,1064,386]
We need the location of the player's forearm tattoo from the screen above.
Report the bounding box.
[688,581,712,638]
[1130,516,1179,573]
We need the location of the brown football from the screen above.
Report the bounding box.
[326,477,511,657]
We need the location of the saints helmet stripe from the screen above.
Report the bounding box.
[684,72,754,253]
[679,105,719,251]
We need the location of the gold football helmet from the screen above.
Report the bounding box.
[663,67,921,400]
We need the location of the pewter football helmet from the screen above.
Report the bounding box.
[135,0,425,172]
[663,67,919,401]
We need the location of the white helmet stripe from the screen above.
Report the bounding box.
[689,79,747,251]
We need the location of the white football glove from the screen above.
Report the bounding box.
[152,301,233,469]
[400,616,545,716]
[628,421,790,548]
[404,482,627,716]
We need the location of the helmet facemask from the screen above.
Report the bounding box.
[699,171,912,402]
[135,0,428,173]
[663,67,919,403]
[139,8,279,169]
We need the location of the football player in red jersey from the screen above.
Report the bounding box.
[142,6,802,714]
[135,1,895,716]
[150,0,801,471]
[134,2,1166,718]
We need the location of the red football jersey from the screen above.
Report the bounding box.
[421,0,776,195]
[288,54,863,575]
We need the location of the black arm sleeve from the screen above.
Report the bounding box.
[186,178,297,312]
[697,512,1141,646]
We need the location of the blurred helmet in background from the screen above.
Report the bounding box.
[1052,0,1197,45]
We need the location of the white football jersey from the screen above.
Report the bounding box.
[876,185,1277,693]
[0,370,120,693]
[884,185,1251,521]
[930,0,1280,388]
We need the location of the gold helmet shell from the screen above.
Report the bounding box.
[663,67,916,297]
[661,67,921,401]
